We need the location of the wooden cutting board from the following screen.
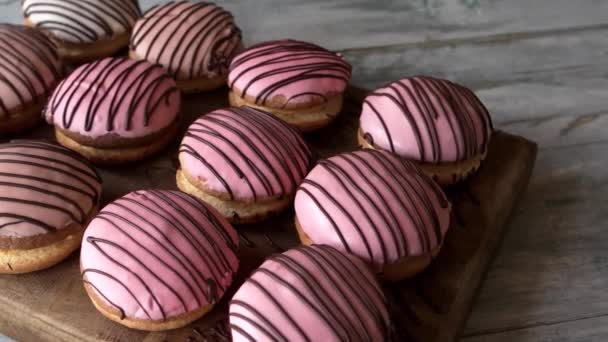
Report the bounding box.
[0,86,537,342]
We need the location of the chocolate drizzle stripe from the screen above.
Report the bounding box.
[131,1,241,79]
[229,311,282,342]
[362,76,492,163]
[117,197,229,279]
[296,247,388,339]
[23,0,141,44]
[272,254,368,341]
[83,280,126,320]
[6,140,101,181]
[0,24,61,116]
[82,191,238,321]
[0,141,100,235]
[86,235,174,319]
[0,182,85,222]
[0,213,54,232]
[82,269,153,320]
[300,179,375,261]
[180,107,310,200]
[47,57,178,134]
[245,278,311,342]
[97,212,203,307]
[229,39,351,106]
[230,246,389,341]
[298,150,449,263]
[322,157,407,258]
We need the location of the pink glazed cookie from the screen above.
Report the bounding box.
[81,190,239,331]
[0,24,62,135]
[22,0,141,63]
[0,140,102,274]
[45,57,181,164]
[359,76,493,185]
[228,39,352,132]
[130,1,242,93]
[294,149,451,281]
[177,106,312,223]
[229,245,390,341]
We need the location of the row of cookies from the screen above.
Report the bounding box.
[2,0,493,339]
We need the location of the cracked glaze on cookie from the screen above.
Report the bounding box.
[130,1,241,80]
[230,245,390,342]
[45,57,180,140]
[81,190,239,321]
[360,76,493,163]
[0,140,101,238]
[294,149,451,269]
[179,106,312,201]
[228,39,351,107]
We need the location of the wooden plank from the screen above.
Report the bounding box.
[342,27,608,149]
[0,89,536,342]
[2,0,608,50]
[463,141,608,336]
[463,315,608,342]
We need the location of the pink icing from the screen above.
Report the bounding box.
[130,1,241,80]
[179,106,312,200]
[0,140,101,239]
[228,40,352,107]
[360,76,493,163]
[0,24,62,117]
[45,57,180,140]
[80,190,239,321]
[22,0,141,44]
[294,149,451,269]
[230,245,390,342]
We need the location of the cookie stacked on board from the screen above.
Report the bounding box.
[0,0,493,338]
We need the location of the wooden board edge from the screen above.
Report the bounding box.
[441,135,538,342]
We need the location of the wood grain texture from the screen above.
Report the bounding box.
[462,141,608,337]
[2,0,608,50]
[463,315,608,342]
[0,89,536,342]
[0,0,606,340]
[343,27,608,149]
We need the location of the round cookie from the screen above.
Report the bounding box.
[44,57,181,165]
[0,24,62,135]
[228,39,352,132]
[130,1,242,93]
[0,140,102,274]
[177,106,312,223]
[294,149,451,281]
[359,76,493,185]
[81,190,239,331]
[22,0,141,63]
[229,245,390,341]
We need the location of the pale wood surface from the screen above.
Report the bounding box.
[1,0,606,340]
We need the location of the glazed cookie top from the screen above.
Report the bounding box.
[294,149,451,268]
[22,0,141,44]
[359,76,493,163]
[130,1,242,80]
[228,39,352,108]
[179,106,312,201]
[45,57,180,141]
[81,190,239,321]
[0,140,101,239]
[0,24,62,117]
[230,245,390,342]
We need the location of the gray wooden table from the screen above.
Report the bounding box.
[2,1,608,341]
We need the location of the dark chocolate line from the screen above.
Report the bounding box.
[23,0,140,44]
[229,40,351,106]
